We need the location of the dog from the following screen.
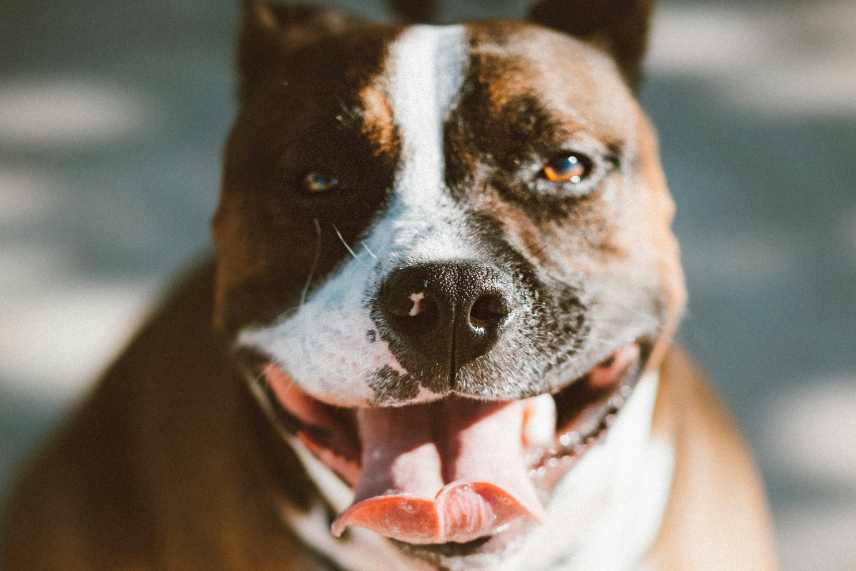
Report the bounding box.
[3,1,777,569]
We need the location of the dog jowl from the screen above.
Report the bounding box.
[214,0,684,556]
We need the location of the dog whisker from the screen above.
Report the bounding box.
[298,219,323,364]
[361,241,379,261]
[301,218,323,309]
[333,223,368,267]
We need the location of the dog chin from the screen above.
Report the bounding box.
[236,338,651,557]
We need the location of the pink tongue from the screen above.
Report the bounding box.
[331,398,545,544]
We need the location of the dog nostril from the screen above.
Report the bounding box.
[469,293,509,328]
[377,263,515,372]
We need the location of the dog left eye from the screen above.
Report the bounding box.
[541,153,591,184]
[303,172,339,194]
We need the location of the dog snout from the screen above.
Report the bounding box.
[376,262,513,372]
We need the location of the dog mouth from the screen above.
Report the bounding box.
[245,340,648,553]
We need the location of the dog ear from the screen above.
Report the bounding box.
[387,0,439,23]
[238,1,362,98]
[527,0,654,91]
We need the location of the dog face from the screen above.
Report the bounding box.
[213,0,685,564]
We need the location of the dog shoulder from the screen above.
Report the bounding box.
[3,259,331,569]
[2,369,155,569]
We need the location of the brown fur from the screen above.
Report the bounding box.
[3,2,776,568]
[3,262,333,569]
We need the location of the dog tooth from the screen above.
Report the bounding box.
[523,394,556,449]
[559,431,582,450]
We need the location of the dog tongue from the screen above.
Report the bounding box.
[331,398,545,544]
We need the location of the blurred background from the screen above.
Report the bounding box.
[1,0,854,568]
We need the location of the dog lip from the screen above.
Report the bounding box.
[393,516,533,562]
[236,339,649,551]
[530,340,647,478]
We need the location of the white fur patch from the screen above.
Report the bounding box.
[239,26,470,406]
[388,25,466,208]
[364,24,476,270]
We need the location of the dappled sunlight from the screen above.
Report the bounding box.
[681,230,798,292]
[650,1,856,116]
[649,6,768,74]
[764,378,856,570]
[777,503,856,571]
[0,77,154,148]
[0,168,59,224]
[0,244,74,294]
[0,276,156,401]
[765,378,856,489]
[847,208,856,261]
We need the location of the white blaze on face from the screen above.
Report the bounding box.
[391,26,465,199]
[239,26,470,407]
[372,24,474,267]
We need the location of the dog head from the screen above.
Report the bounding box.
[213,0,685,565]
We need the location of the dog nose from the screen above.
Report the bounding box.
[376,262,513,370]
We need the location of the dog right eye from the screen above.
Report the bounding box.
[303,172,339,194]
[541,153,592,185]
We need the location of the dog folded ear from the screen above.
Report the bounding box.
[527,0,654,91]
[388,0,439,23]
[238,1,362,98]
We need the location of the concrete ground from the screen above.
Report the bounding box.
[1,1,854,568]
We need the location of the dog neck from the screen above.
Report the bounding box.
[272,371,673,571]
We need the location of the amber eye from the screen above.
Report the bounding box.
[303,172,339,193]
[541,153,591,184]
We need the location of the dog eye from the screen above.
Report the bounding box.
[541,153,591,184]
[303,172,339,194]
